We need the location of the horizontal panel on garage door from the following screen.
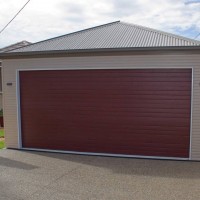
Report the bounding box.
[19,69,192,158]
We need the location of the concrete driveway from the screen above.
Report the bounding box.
[0,149,200,200]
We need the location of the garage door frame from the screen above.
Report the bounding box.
[16,67,194,160]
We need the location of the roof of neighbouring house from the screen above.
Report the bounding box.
[1,21,200,58]
[0,41,31,53]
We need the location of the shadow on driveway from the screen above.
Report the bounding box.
[0,157,39,170]
[24,150,200,179]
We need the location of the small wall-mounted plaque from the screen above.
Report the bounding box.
[7,82,13,86]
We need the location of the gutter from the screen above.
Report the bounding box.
[0,46,200,59]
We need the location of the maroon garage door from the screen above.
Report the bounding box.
[19,69,191,158]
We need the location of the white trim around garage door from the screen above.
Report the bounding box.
[189,67,194,160]
[16,70,22,149]
[16,67,194,160]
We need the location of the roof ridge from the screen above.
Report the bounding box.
[14,21,120,51]
[120,21,200,45]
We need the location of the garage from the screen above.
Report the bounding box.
[1,21,200,160]
[19,69,191,158]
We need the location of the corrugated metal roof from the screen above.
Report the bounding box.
[10,21,200,53]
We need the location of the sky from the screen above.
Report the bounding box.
[0,0,200,48]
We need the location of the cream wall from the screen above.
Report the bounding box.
[2,53,200,160]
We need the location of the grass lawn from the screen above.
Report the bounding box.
[0,141,5,149]
[0,129,4,137]
[0,129,5,149]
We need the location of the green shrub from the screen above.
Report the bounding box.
[0,141,5,149]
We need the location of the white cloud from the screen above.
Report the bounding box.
[0,0,200,48]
